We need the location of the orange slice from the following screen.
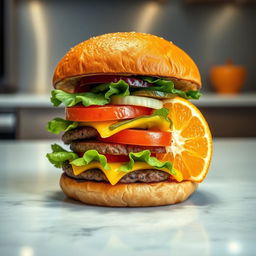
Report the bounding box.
[157,97,212,182]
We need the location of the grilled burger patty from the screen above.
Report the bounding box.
[62,127,98,144]
[62,163,170,183]
[63,128,167,181]
[63,127,166,155]
[70,141,166,155]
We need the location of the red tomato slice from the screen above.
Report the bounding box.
[98,129,172,147]
[66,105,152,122]
[104,154,130,162]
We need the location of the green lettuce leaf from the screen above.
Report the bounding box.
[91,80,130,99]
[51,78,200,107]
[47,118,78,134]
[71,150,110,170]
[46,144,78,168]
[51,80,130,107]
[51,90,108,107]
[119,150,175,175]
[140,76,202,99]
[47,144,175,176]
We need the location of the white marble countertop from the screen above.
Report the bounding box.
[0,93,256,108]
[0,138,256,256]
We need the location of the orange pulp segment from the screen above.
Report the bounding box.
[157,97,212,182]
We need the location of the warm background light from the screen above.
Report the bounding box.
[29,0,48,94]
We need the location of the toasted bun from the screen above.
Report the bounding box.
[60,173,198,207]
[53,32,201,92]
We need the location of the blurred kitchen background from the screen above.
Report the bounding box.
[0,0,256,140]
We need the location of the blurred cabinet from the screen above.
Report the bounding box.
[0,110,16,139]
[17,108,64,140]
[200,107,256,137]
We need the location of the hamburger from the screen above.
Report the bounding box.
[47,32,212,207]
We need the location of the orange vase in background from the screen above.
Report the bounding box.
[210,60,246,94]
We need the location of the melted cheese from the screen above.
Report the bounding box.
[72,162,183,185]
[80,115,170,138]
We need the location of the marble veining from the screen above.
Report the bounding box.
[0,139,256,256]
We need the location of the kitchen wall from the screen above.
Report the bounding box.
[15,0,256,94]
[1,0,256,139]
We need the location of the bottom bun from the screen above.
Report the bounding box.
[60,173,198,207]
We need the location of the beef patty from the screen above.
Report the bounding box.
[62,126,98,144]
[62,163,170,183]
[70,141,166,155]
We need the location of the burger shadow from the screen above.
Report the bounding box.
[44,188,220,213]
[187,189,220,206]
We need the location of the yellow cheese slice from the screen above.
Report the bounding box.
[72,162,183,185]
[80,115,170,138]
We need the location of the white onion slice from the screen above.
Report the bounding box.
[110,95,163,109]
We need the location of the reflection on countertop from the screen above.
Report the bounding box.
[0,138,255,255]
